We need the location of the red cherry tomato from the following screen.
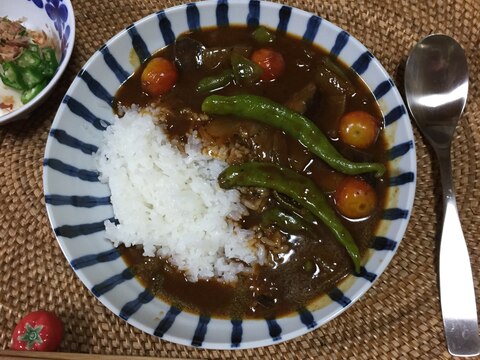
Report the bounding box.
[338,110,380,149]
[11,310,63,351]
[141,57,178,96]
[334,177,377,219]
[251,48,285,81]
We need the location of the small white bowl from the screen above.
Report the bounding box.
[0,0,75,125]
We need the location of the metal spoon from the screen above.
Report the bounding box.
[404,34,480,356]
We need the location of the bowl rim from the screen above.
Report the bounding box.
[0,0,76,125]
[43,0,416,349]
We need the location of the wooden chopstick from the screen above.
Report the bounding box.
[0,350,199,360]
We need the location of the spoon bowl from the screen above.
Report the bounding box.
[405,35,469,146]
[405,34,479,357]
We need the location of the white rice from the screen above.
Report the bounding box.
[95,109,262,282]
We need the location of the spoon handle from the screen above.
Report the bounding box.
[436,146,480,356]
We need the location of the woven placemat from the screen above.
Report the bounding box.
[1,0,479,358]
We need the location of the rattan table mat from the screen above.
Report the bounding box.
[1,0,479,358]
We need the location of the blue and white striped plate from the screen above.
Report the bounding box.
[43,0,416,349]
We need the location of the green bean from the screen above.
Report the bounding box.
[202,94,385,177]
[218,162,361,272]
[260,207,317,238]
[196,69,233,93]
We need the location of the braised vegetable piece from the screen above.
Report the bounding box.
[202,94,386,177]
[334,177,377,218]
[201,47,229,69]
[323,94,347,129]
[339,110,380,149]
[322,57,350,82]
[284,82,317,114]
[315,57,354,96]
[201,46,252,69]
[141,57,178,96]
[251,48,285,81]
[173,37,205,71]
[218,161,361,272]
[231,52,263,85]
[197,69,234,93]
[252,26,276,44]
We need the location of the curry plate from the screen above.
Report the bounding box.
[43,0,416,349]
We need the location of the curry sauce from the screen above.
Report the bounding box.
[115,26,388,319]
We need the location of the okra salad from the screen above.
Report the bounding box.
[0,17,59,115]
[112,25,389,319]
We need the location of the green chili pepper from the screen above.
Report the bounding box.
[230,53,263,85]
[272,190,318,224]
[197,69,234,93]
[260,207,317,238]
[252,26,276,44]
[202,94,385,177]
[218,161,361,272]
[21,80,46,104]
[0,62,26,90]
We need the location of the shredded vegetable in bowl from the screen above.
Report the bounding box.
[0,17,59,115]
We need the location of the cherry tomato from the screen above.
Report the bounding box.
[338,110,380,149]
[11,310,63,351]
[251,48,285,82]
[334,177,377,219]
[141,57,178,96]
